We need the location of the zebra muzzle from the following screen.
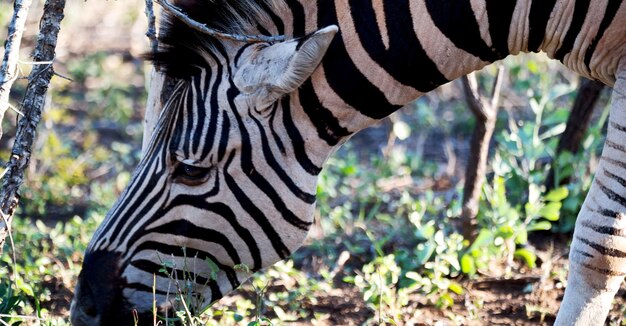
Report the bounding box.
[71,251,132,325]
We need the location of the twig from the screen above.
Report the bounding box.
[0,0,66,254]
[7,103,24,117]
[53,71,72,82]
[0,0,34,142]
[145,0,158,54]
[154,0,286,43]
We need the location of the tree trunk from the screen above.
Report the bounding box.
[458,67,504,242]
[545,78,605,189]
[0,0,66,254]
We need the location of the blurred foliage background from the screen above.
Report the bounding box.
[0,1,621,325]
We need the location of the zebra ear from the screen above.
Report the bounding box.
[269,25,338,95]
[235,25,338,102]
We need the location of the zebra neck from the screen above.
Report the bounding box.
[269,0,623,138]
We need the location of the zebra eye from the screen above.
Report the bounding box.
[173,163,212,185]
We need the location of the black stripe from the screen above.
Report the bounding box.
[192,73,209,155]
[605,157,626,171]
[223,151,292,260]
[318,1,401,119]
[425,0,502,62]
[485,0,517,57]
[199,64,222,161]
[298,79,352,146]
[584,0,624,69]
[228,86,312,230]
[247,108,317,204]
[146,220,242,265]
[258,0,285,35]
[268,103,286,155]
[527,0,558,52]
[581,220,626,237]
[597,179,626,209]
[576,236,626,258]
[175,83,193,151]
[132,242,240,288]
[581,263,626,276]
[604,169,626,188]
[574,249,594,258]
[165,194,263,270]
[590,196,624,219]
[349,0,449,93]
[282,96,322,175]
[108,164,169,246]
[554,0,591,61]
[590,206,623,219]
[606,140,626,154]
[217,111,231,162]
[131,259,223,299]
[285,0,306,35]
[233,43,256,68]
[125,282,170,296]
[611,121,626,133]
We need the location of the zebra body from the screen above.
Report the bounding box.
[70,0,626,325]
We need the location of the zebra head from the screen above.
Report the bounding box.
[70,17,339,326]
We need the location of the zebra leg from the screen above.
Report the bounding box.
[555,58,626,325]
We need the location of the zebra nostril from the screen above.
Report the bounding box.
[75,275,99,316]
[70,280,100,326]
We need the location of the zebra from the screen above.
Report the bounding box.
[70,0,626,325]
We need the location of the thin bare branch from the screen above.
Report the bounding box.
[462,73,487,121]
[0,0,66,254]
[154,0,286,43]
[0,0,34,141]
[145,0,158,54]
[490,65,505,109]
[53,71,73,82]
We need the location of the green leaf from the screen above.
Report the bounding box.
[460,254,476,276]
[539,202,562,221]
[437,293,454,308]
[415,242,435,266]
[205,257,220,280]
[405,271,422,282]
[414,223,435,241]
[468,229,494,252]
[515,229,528,245]
[514,248,537,268]
[527,221,552,232]
[449,282,464,295]
[544,187,569,202]
[498,225,515,239]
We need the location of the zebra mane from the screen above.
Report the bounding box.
[148,0,274,78]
